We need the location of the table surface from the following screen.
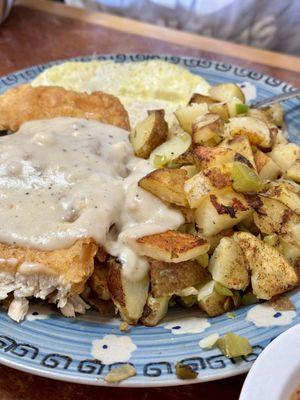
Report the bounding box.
[0,1,300,399]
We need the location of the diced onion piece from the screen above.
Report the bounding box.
[241,292,259,306]
[236,103,250,115]
[214,282,233,297]
[196,253,209,268]
[217,332,252,358]
[232,162,262,193]
[263,234,278,246]
[150,133,191,167]
[175,362,198,380]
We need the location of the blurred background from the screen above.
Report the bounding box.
[62,0,300,56]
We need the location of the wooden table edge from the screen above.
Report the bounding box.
[18,0,300,75]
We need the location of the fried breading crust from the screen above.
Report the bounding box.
[0,239,97,294]
[0,84,130,131]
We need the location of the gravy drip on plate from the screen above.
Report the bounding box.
[0,117,183,281]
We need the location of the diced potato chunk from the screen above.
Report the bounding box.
[192,113,224,146]
[219,135,256,170]
[184,163,233,208]
[234,232,298,299]
[139,167,188,207]
[197,281,227,317]
[107,258,149,325]
[251,195,300,247]
[130,110,168,158]
[149,259,209,297]
[195,190,252,236]
[208,102,229,122]
[193,146,235,169]
[269,143,299,171]
[140,294,170,326]
[287,159,300,183]
[189,93,215,105]
[175,103,208,133]
[264,181,300,214]
[254,150,281,180]
[263,103,284,127]
[209,237,249,290]
[136,230,210,263]
[209,83,245,103]
[225,116,275,149]
[150,132,191,166]
[89,263,111,301]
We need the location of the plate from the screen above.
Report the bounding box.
[240,323,300,400]
[0,54,299,387]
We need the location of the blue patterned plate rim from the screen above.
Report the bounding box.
[0,54,299,387]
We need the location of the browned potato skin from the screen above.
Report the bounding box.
[140,295,169,326]
[107,258,149,325]
[107,258,125,307]
[208,103,229,122]
[88,261,111,301]
[198,290,227,317]
[192,113,223,146]
[130,109,168,159]
[171,148,195,166]
[188,93,216,105]
[149,259,209,297]
[139,167,188,207]
[136,230,210,263]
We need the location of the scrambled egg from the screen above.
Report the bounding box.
[32,60,210,126]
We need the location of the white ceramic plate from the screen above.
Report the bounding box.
[0,54,299,387]
[240,323,300,400]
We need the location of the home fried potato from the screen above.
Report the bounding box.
[225,116,275,149]
[234,232,298,299]
[197,281,228,317]
[88,262,111,301]
[269,143,299,171]
[188,93,216,105]
[264,181,300,213]
[193,146,235,169]
[140,294,170,326]
[136,230,210,263]
[219,135,256,169]
[150,132,191,167]
[209,237,249,290]
[251,195,300,246]
[184,163,233,208]
[209,83,245,103]
[195,190,252,236]
[130,110,168,158]
[149,259,209,297]
[192,113,224,146]
[175,103,208,133]
[287,159,300,183]
[107,258,149,325]
[138,167,188,207]
[254,150,281,180]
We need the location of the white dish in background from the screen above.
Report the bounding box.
[240,323,300,400]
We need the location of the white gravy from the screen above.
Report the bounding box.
[0,117,184,281]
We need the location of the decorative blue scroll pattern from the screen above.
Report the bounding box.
[0,54,299,387]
